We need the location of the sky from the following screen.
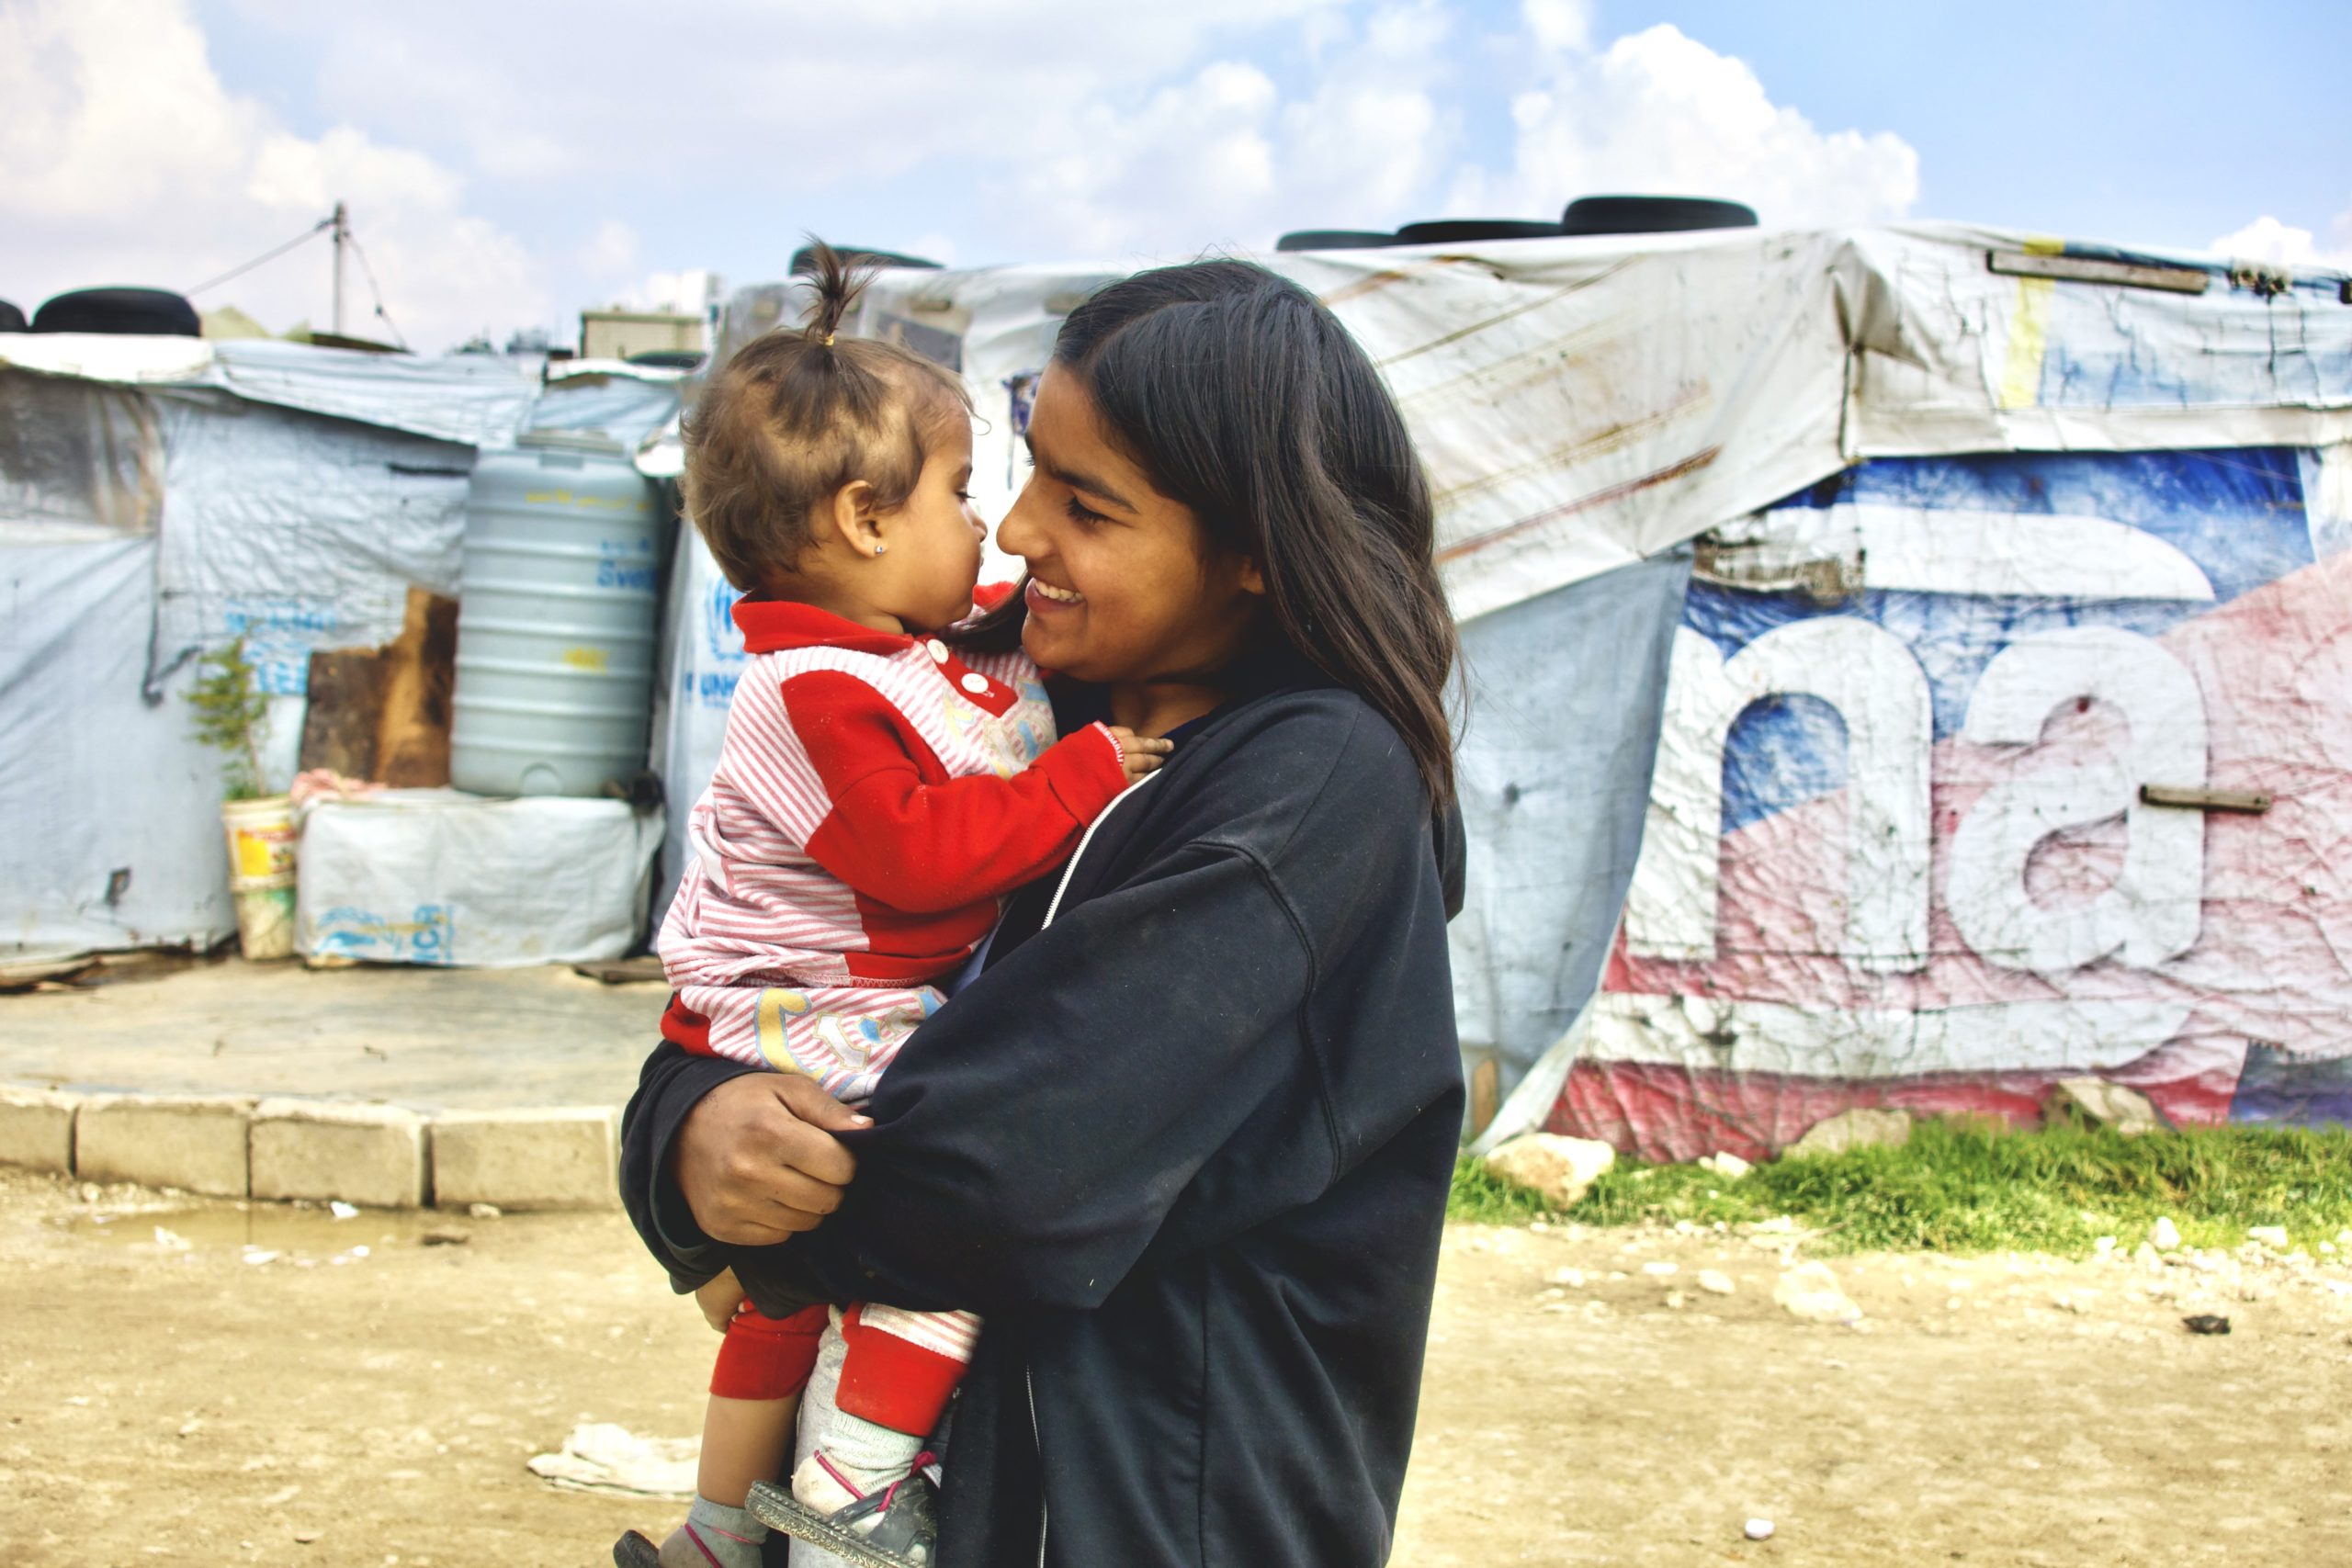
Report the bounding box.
[4,0,2346,353]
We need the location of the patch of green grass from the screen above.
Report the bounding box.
[1453,1119,2352,1257]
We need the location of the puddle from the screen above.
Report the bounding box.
[56,1201,463,1256]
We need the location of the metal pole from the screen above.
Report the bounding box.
[331,201,349,337]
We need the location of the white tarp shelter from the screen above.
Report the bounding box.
[655,223,2352,1145]
[0,336,679,955]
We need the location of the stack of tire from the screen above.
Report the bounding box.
[21,287,203,335]
[1276,196,1758,253]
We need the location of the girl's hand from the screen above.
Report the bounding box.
[1107,727,1174,782]
[672,1073,866,1246]
[695,1268,747,1333]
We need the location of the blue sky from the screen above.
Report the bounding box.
[6,0,2345,350]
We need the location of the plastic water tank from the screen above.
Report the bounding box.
[449,430,662,796]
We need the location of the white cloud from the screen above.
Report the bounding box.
[1449,17,1918,228]
[6,0,1937,349]
[263,0,1350,191]
[990,0,1457,258]
[0,0,543,349]
[575,219,641,281]
[1522,0,1591,53]
[2207,212,2352,270]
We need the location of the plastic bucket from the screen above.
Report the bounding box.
[220,795,297,960]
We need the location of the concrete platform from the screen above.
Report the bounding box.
[0,957,662,1110]
[0,958,668,1208]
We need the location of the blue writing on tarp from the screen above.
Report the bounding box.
[222,598,345,696]
[597,560,659,591]
[686,670,740,708]
[311,904,457,964]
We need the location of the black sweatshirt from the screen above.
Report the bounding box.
[621,674,1465,1566]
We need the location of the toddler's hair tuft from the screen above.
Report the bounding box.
[682,239,970,591]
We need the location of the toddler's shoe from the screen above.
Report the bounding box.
[743,1450,938,1568]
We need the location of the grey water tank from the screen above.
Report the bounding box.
[449,430,662,796]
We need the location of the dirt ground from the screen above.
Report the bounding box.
[2,1168,2347,1568]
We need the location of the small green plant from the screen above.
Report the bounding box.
[1453,1118,2352,1257]
[186,636,273,801]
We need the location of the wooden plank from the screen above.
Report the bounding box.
[2140,784,2272,814]
[1469,1055,1501,1141]
[1986,250,2210,295]
[297,649,387,780]
[375,587,458,787]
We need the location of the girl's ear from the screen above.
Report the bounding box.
[1237,555,1268,596]
[824,480,880,554]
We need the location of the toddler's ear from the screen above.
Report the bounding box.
[824,479,882,555]
[1237,555,1268,596]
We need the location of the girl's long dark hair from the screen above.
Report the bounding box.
[968,260,1459,805]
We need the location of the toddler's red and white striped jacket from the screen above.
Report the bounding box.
[657,594,1127,1099]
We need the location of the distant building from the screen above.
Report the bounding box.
[580,309,705,362]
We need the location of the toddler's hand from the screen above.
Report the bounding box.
[695,1267,747,1333]
[1107,726,1174,781]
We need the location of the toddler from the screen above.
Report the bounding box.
[636,245,1166,1568]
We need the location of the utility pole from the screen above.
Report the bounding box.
[330,201,350,337]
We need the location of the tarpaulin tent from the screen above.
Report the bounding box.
[0,336,680,954]
[655,222,2352,1149]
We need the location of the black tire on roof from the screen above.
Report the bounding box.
[1561,196,1758,235]
[1274,231,1398,253]
[1391,219,1566,244]
[32,287,203,336]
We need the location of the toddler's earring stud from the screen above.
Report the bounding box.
[875,544,887,556]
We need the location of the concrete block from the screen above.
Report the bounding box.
[0,1084,79,1173]
[250,1098,427,1208]
[75,1094,253,1197]
[430,1106,618,1211]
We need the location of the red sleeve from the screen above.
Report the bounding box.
[782,670,1128,914]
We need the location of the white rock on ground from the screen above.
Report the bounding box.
[2150,1217,2183,1252]
[2045,1076,2168,1136]
[1482,1134,1616,1210]
[1698,1151,1752,1179]
[1785,1108,1912,1159]
[2247,1225,2290,1248]
[1773,1261,1862,1325]
[1698,1269,1736,1296]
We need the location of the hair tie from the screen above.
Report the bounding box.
[822,332,836,347]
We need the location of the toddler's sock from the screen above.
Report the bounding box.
[803,1406,927,1492]
[660,1495,767,1568]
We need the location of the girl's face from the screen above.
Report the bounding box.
[995,366,1262,687]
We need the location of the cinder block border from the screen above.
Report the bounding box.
[75,1093,255,1198]
[0,1085,79,1175]
[1,1081,621,1212]
[429,1106,621,1213]
[251,1098,429,1209]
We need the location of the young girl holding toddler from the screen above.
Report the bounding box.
[623,244,1167,1568]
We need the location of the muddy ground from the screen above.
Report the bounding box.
[2,1168,2346,1567]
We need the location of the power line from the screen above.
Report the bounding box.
[185,216,336,298]
[345,231,409,351]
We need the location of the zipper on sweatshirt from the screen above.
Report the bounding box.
[1043,772,1155,928]
[1025,773,1149,1567]
[1028,1363,1049,1567]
